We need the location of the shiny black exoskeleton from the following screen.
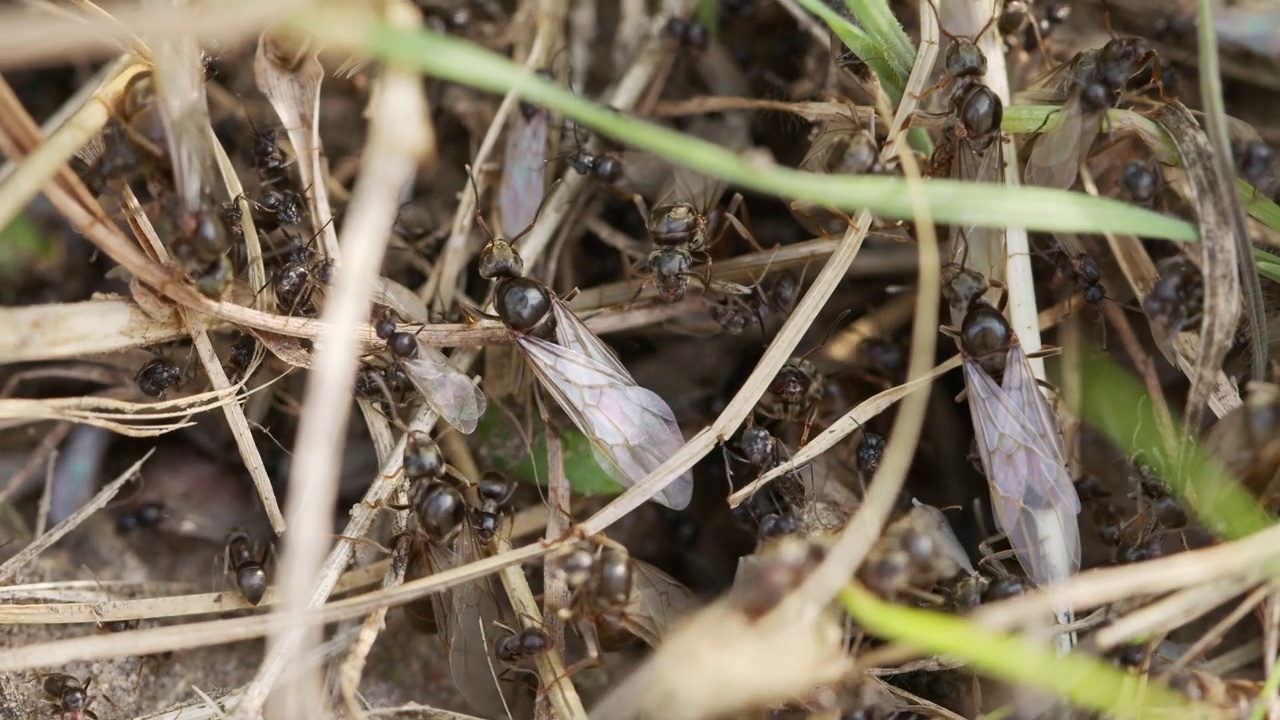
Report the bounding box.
[41,673,97,720]
[494,627,552,666]
[136,358,183,398]
[226,530,269,605]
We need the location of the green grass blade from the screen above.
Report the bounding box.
[839,584,1207,717]
[348,25,1197,242]
[1076,353,1273,540]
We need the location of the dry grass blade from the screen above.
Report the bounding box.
[1195,0,1266,381]
[0,448,152,583]
[0,0,304,69]
[1153,103,1242,437]
[0,562,385,625]
[0,59,145,232]
[581,216,870,531]
[254,32,341,260]
[0,295,188,363]
[728,357,961,507]
[0,541,551,671]
[239,24,432,716]
[589,596,850,720]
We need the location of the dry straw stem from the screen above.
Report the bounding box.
[112,167,283,533]
[1164,583,1272,678]
[0,449,152,583]
[337,512,410,719]
[1152,102,1244,432]
[0,541,552,671]
[428,0,560,310]
[241,20,431,718]
[254,32,341,260]
[0,0,304,69]
[0,298,507,363]
[1093,575,1259,652]
[652,97,869,124]
[728,356,961,507]
[0,561,386,625]
[517,422,586,720]
[0,59,145,232]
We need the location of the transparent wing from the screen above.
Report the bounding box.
[401,343,487,434]
[1024,97,1090,189]
[954,134,1005,260]
[622,557,698,646]
[517,336,693,510]
[906,503,975,575]
[499,107,549,235]
[999,342,1069,466]
[447,527,524,718]
[963,359,1081,586]
[402,536,456,642]
[654,161,727,217]
[549,299,633,380]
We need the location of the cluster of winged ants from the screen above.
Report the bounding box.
[12,0,1280,716]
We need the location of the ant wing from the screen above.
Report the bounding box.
[622,557,698,647]
[515,335,693,510]
[400,343,487,435]
[446,526,525,718]
[549,299,634,380]
[653,161,727,218]
[499,106,550,235]
[963,358,1081,586]
[1024,96,1099,190]
[999,341,1069,465]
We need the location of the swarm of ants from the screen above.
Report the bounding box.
[1,0,1280,718]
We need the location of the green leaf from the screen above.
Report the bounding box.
[0,214,54,277]
[473,404,623,497]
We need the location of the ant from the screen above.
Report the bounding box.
[225,530,271,605]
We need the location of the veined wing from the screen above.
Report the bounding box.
[550,298,633,380]
[999,340,1069,466]
[623,557,699,646]
[516,335,692,510]
[499,106,549,235]
[963,359,1081,586]
[1024,96,1089,189]
[401,342,487,434]
[447,526,523,718]
[954,131,1005,261]
[654,161,727,217]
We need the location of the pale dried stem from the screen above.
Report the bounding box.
[0,561,385,624]
[254,34,341,260]
[0,0,304,69]
[337,513,410,720]
[0,59,145,231]
[0,541,552,670]
[787,26,940,615]
[239,35,430,718]
[1162,582,1271,677]
[0,449,152,583]
[728,357,960,507]
[527,421,584,720]
[1093,575,1257,651]
[115,179,284,530]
